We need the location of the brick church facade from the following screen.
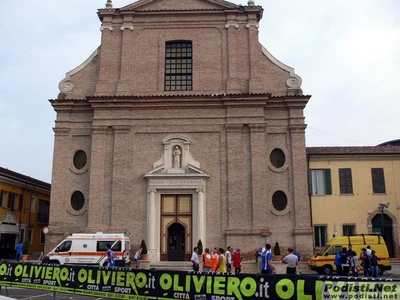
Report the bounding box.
[48,0,313,261]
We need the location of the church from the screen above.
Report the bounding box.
[48,0,313,262]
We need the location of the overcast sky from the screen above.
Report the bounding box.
[0,0,399,183]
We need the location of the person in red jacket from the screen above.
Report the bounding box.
[233,248,242,274]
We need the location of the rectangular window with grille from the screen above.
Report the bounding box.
[343,225,355,236]
[314,226,327,247]
[165,41,192,91]
[8,192,15,209]
[371,168,386,193]
[339,168,353,194]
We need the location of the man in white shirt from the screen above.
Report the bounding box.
[282,247,298,274]
[225,246,232,272]
[191,247,200,272]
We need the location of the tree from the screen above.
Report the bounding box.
[197,239,203,255]
[273,242,281,256]
[140,240,147,255]
[23,241,30,255]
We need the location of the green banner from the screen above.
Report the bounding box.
[0,261,399,299]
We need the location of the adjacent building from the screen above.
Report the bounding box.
[0,167,50,259]
[307,146,400,258]
[48,0,313,261]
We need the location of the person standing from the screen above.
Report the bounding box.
[233,248,242,274]
[216,248,227,273]
[361,249,371,277]
[15,242,23,262]
[212,248,219,272]
[370,250,380,278]
[106,244,116,267]
[191,247,200,272]
[282,248,298,274]
[342,246,352,276]
[349,250,359,277]
[225,246,232,273]
[255,248,262,274]
[202,248,213,273]
[261,244,275,274]
[133,246,142,268]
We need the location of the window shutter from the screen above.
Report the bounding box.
[19,194,23,210]
[325,169,332,195]
[308,169,313,195]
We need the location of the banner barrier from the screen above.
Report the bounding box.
[0,261,399,299]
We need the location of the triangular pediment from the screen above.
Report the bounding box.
[121,0,239,12]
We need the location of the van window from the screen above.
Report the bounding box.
[57,241,72,252]
[327,246,343,255]
[97,241,122,252]
[124,241,130,251]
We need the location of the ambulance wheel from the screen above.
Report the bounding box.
[378,265,384,276]
[49,260,60,265]
[322,265,333,275]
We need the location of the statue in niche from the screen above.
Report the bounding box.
[173,146,181,168]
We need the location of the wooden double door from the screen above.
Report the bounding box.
[161,195,192,261]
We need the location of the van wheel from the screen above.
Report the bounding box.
[378,265,384,275]
[49,260,60,265]
[322,265,333,275]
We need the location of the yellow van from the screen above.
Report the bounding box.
[309,234,391,275]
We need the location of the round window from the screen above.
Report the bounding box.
[270,149,285,168]
[71,191,85,211]
[272,191,288,211]
[73,150,87,170]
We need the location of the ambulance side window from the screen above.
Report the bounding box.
[56,241,72,252]
[97,241,122,252]
[124,241,130,251]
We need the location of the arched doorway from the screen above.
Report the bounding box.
[167,223,185,261]
[372,213,394,257]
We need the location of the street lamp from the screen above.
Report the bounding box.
[379,202,389,236]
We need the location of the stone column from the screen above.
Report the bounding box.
[147,188,157,262]
[86,126,108,232]
[196,188,205,244]
[109,125,130,231]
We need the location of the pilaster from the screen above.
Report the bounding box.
[249,124,268,233]
[86,126,108,232]
[117,15,135,95]
[225,124,244,233]
[109,125,131,231]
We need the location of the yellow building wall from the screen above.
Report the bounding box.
[0,179,50,258]
[309,155,400,257]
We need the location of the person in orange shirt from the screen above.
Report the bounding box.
[212,247,219,272]
[202,248,213,273]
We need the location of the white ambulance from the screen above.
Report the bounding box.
[46,232,131,266]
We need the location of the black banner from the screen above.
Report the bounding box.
[0,261,399,299]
